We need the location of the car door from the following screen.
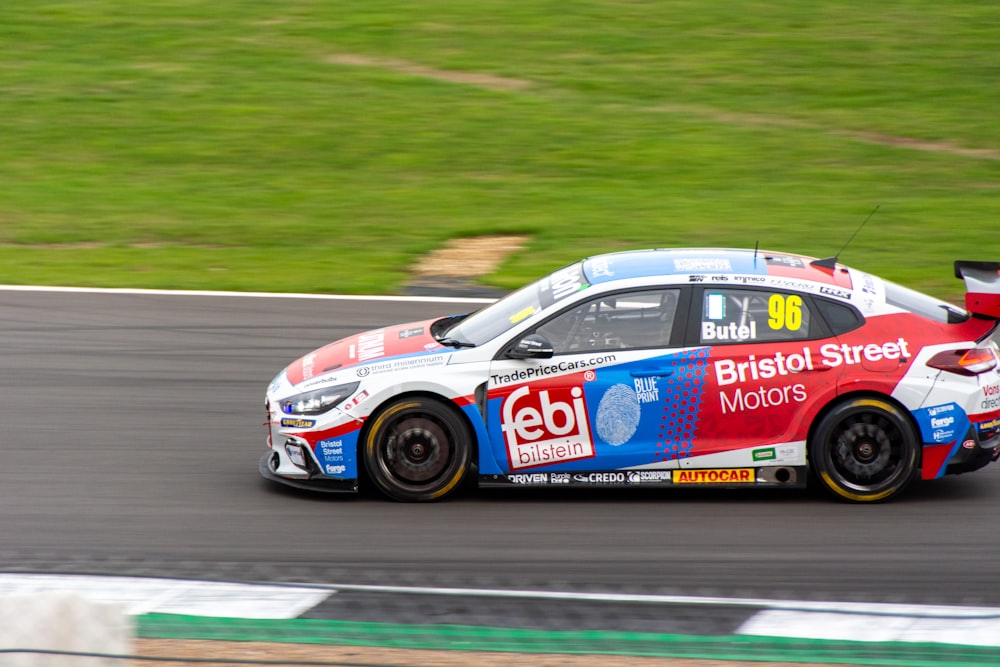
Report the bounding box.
[687,286,840,460]
[485,287,688,473]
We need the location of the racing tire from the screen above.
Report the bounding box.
[809,397,920,503]
[363,397,471,502]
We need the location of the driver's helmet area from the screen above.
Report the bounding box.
[535,288,680,354]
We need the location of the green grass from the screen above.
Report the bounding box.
[2,1,999,298]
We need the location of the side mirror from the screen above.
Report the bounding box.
[507,334,554,359]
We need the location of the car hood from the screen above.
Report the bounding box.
[285,318,447,386]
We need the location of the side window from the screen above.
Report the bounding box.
[814,298,863,335]
[700,289,813,344]
[536,289,680,354]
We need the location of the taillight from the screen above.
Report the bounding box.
[928,343,1000,376]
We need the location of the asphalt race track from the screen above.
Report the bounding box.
[2,288,1000,608]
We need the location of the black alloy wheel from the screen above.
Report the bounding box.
[810,397,920,503]
[363,397,471,502]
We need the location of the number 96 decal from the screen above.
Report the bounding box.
[768,294,803,331]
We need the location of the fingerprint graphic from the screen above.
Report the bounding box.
[596,383,641,446]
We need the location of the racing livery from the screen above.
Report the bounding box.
[260,249,1000,502]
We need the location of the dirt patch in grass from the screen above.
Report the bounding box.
[413,234,530,279]
[648,104,1000,161]
[404,235,528,297]
[328,54,997,160]
[327,54,533,92]
[843,131,1000,160]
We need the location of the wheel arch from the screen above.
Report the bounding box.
[807,389,925,502]
[357,390,481,470]
[806,390,923,470]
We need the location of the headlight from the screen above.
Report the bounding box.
[281,382,360,415]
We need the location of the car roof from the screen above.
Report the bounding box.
[581,248,850,287]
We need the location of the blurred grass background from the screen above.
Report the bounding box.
[1,1,998,297]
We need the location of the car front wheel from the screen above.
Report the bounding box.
[363,397,471,502]
[809,397,920,503]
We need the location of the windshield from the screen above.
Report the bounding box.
[443,263,589,345]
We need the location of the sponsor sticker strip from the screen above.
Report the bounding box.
[492,468,799,487]
[502,384,597,470]
[491,355,617,386]
[357,354,448,377]
[673,468,754,484]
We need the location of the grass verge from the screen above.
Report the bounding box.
[3,2,999,298]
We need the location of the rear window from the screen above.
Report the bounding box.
[883,281,968,324]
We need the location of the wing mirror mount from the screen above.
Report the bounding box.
[507,334,554,359]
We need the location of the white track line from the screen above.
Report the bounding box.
[4,575,999,620]
[0,574,330,619]
[321,582,1000,645]
[3,574,1000,645]
[0,284,495,304]
[310,582,1000,618]
[738,609,1000,647]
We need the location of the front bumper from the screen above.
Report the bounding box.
[262,390,361,491]
[258,452,358,493]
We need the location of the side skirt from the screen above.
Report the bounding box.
[479,466,809,490]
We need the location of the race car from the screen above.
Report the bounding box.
[260,248,1000,502]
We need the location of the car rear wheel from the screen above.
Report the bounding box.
[809,397,920,503]
[363,397,471,502]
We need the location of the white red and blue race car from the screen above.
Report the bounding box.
[260,248,1000,502]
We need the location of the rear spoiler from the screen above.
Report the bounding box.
[955,261,1000,319]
